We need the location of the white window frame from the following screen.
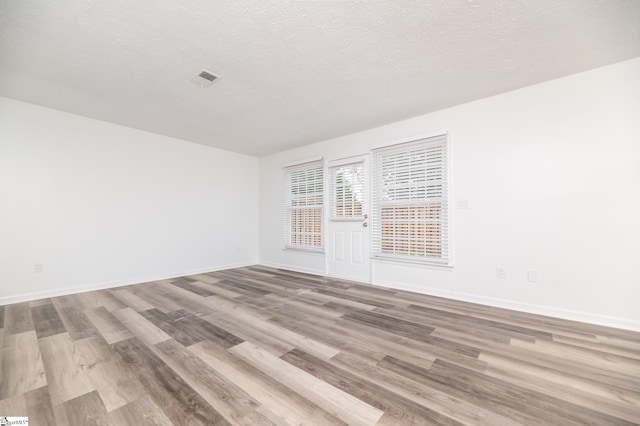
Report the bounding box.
[283,159,325,253]
[371,133,452,266]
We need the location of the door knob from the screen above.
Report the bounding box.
[363,222,368,227]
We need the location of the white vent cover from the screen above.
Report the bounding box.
[190,69,219,87]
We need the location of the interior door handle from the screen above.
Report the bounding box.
[363,222,368,227]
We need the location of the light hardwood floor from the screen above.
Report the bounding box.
[1,265,639,425]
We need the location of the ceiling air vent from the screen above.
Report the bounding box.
[190,69,219,87]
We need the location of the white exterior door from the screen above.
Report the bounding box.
[327,156,370,283]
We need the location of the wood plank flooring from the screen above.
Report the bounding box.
[1,266,639,425]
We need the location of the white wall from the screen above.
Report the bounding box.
[0,97,259,304]
[259,57,640,331]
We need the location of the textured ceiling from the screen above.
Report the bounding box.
[1,0,639,156]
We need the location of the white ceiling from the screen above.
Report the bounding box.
[1,0,639,156]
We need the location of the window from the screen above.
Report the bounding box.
[283,159,324,251]
[330,161,365,220]
[371,134,450,264]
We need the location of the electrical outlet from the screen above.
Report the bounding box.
[528,269,538,282]
[497,267,506,279]
[34,263,43,273]
[456,199,469,209]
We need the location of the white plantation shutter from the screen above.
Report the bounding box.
[371,134,450,264]
[283,160,324,251]
[329,161,365,220]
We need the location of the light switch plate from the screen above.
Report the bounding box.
[456,199,469,209]
[497,267,506,279]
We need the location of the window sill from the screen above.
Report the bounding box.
[372,255,453,271]
[283,246,325,255]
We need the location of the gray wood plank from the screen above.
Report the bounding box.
[31,302,66,339]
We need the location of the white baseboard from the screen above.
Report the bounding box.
[0,261,256,306]
[374,278,640,332]
[5,260,637,333]
[258,261,325,277]
[254,263,640,331]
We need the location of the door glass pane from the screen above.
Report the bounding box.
[331,162,364,219]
